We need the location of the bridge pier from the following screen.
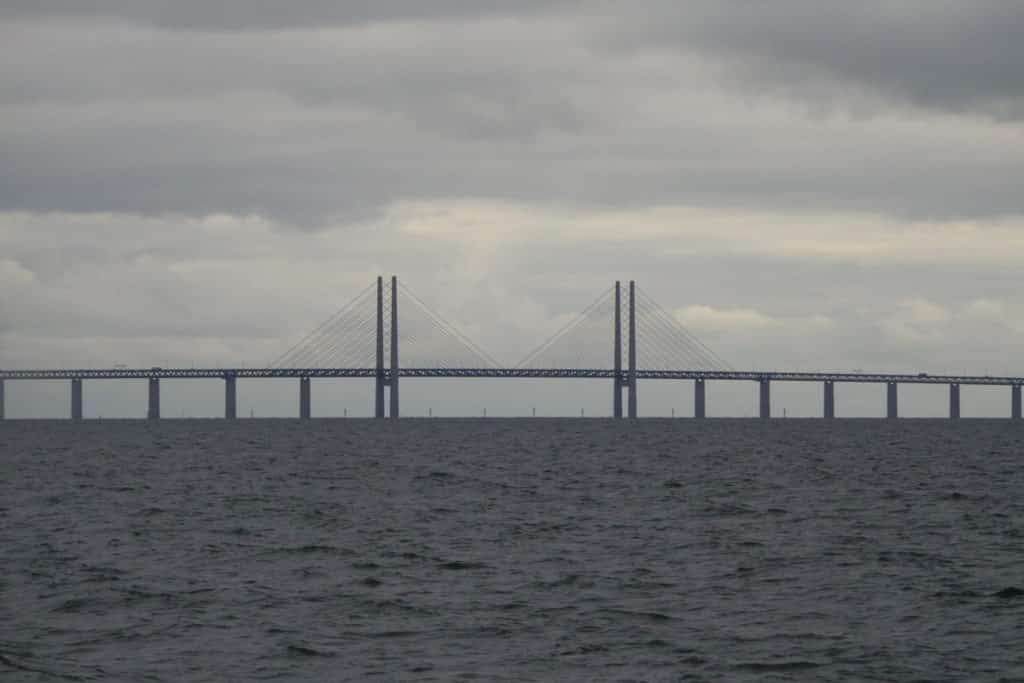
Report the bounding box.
[225,375,237,419]
[627,280,638,418]
[300,378,311,419]
[1012,385,1022,419]
[71,378,83,420]
[824,381,835,419]
[886,382,898,419]
[694,379,706,419]
[147,378,160,420]
[759,378,770,419]
[949,383,960,419]
[0,378,5,420]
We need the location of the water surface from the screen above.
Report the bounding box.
[2,419,1023,681]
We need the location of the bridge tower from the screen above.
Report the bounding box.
[373,275,400,418]
[375,276,386,418]
[613,282,625,418]
[627,280,638,418]
[390,275,399,419]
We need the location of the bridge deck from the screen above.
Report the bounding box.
[0,368,1021,386]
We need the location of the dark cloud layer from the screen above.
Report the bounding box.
[0,0,565,29]
[3,2,1024,223]
[603,1,1024,117]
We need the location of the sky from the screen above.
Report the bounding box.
[2,1,1024,417]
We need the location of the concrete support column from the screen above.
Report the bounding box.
[0,378,5,420]
[375,276,385,419]
[824,381,835,419]
[627,280,637,418]
[147,378,160,420]
[694,379,706,419]
[225,376,237,419]
[949,383,960,420]
[1012,385,1022,419]
[390,275,399,419]
[759,378,770,419]
[886,382,898,419]
[71,378,83,420]
[613,281,622,419]
[299,378,311,419]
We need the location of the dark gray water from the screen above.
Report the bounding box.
[2,419,1023,682]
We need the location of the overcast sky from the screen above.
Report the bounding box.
[3,1,1024,417]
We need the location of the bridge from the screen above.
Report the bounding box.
[1,276,1021,420]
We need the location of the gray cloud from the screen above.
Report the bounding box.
[598,1,1024,118]
[0,0,566,30]
[3,5,1024,223]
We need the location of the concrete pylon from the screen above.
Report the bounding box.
[627,280,637,418]
[225,375,237,419]
[71,378,83,420]
[390,275,399,419]
[613,281,622,419]
[694,379,706,419]
[759,378,770,419]
[0,378,5,420]
[375,276,385,419]
[1012,385,1021,419]
[147,378,160,420]
[299,377,311,419]
[949,383,960,419]
[824,381,835,419]
[886,382,898,419]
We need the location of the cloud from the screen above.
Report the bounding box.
[0,1,567,30]
[3,8,1024,224]
[966,298,1004,319]
[675,305,776,331]
[902,298,952,324]
[0,258,35,288]
[597,1,1024,119]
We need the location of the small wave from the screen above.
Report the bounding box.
[352,561,380,569]
[438,560,489,571]
[52,598,90,613]
[736,660,821,672]
[544,573,584,587]
[993,586,1024,599]
[274,544,351,556]
[286,644,335,658]
[603,609,675,622]
[933,589,981,599]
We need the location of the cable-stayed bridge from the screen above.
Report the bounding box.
[1,276,1022,420]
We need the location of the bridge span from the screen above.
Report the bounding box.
[1,277,1020,420]
[0,367,1021,421]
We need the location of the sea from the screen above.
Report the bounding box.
[1,418,1023,682]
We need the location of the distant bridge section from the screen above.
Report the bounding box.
[1,276,1021,420]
